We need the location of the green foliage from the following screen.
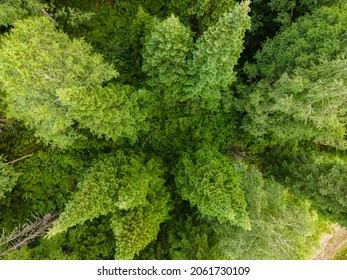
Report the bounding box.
[48,150,171,259]
[186,0,251,109]
[333,243,347,260]
[169,0,237,35]
[271,151,347,226]
[0,156,19,201]
[57,83,147,144]
[244,58,347,149]
[0,0,43,27]
[216,163,324,259]
[1,0,346,261]
[64,217,115,260]
[167,213,226,260]
[142,15,193,99]
[251,4,347,81]
[0,16,117,147]
[243,5,347,149]
[174,146,250,229]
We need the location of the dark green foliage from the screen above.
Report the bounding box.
[169,0,237,36]
[0,156,19,201]
[251,4,347,81]
[268,151,347,227]
[243,4,347,149]
[167,213,226,260]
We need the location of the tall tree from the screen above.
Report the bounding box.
[243,4,347,149]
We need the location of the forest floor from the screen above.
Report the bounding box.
[313,224,347,260]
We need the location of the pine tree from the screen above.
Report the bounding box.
[142,14,193,101]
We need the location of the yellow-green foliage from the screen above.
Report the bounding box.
[0,16,117,147]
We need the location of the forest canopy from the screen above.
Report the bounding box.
[0,0,346,260]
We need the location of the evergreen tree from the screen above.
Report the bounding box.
[0,16,117,147]
[174,146,250,229]
[0,0,43,27]
[186,0,251,109]
[47,151,171,259]
[243,4,347,149]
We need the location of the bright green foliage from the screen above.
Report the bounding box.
[1,0,346,261]
[48,151,171,259]
[0,156,19,201]
[0,0,43,27]
[174,146,250,229]
[216,163,324,259]
[57,83,147,144]
[0,16,117,147]
[142,15,193,100]
[186,0,251,109]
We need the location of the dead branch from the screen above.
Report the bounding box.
[0,213,59,257]
[6,153,35,165]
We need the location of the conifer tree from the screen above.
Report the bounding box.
[0,0,43,27]
[185,0,251,109]
[174,146,250,229]
[142,14,193,101]
[243,4,347,149]
[47,151,171,259]
[0,16,118,147]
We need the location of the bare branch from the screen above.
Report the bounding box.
[6,153,35,165]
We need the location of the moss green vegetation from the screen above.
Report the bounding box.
[0,0,346,260]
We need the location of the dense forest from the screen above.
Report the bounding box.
[0,0,347,260]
